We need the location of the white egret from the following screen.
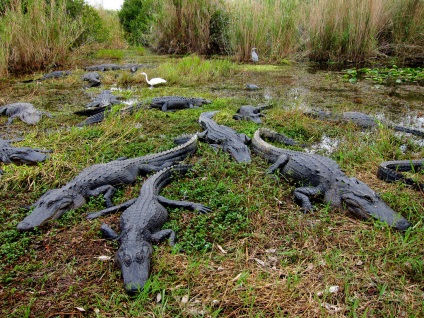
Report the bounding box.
[251,48,258,63]
[140,72,167,88]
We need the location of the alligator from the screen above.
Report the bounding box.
[0,103,51,124]
[76,110,106,127]
[75,104,140,127]
[85,90,121,109]
[75,101,146,126]
[251,128,411,230]
[306,110,424,137]
[82,72,101,87]
[86,164,211,294]
[22,71,71,83]
[377,159,423,191]
[84,64,149,73]
[149,96,212,112]
[233,104,270,124]
[16,135,198,230]
[0,138,50,174]
[74,90,121,119]
[198,111,251,163]
[245,84,260,91]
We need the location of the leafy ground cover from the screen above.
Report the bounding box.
[0,49,423,317]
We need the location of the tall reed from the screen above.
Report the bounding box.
[387,0,424,61]
[0,0,83,75]
[225,0,301,62]
[148,0,227,55]
[304,0,387,62]
[95,8,128,49]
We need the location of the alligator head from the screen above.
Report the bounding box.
[116,240,153,294]
[222,139,251,163]
[335,177,410,230]
[8,149,48,165]
[20,110,42,125]
[17,189,86,230]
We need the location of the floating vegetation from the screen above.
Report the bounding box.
[343,66,424,84]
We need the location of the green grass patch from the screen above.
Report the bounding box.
[93,49,125,60]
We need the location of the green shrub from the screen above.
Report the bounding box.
[118,0,155,45]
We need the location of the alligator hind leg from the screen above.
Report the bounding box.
[100,223,120,240]
[266,154,290,174]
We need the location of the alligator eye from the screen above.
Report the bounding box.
[135,252,145,263]
[363,195,374,203]
[123,254,132,266]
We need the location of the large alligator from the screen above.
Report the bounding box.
[82,72,101,87]
[17,135,198,230]
[149,96,211,112]
[22,70,71,83]
[198,111,251,163]
[251,128,411,230]
[307,110,424,137]
[0,138,50,174]
[74,90,122,124]
[0,103,51,124]
[377,159,423,191]
[75,104,140,127]
[233,104,270,124]
[84,63,149,73]
[86,164,211,294]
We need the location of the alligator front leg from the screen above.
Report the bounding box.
[293,186,322,212]
[151,229,176,246]
[86,198,137,220]
[100,223,120,240]
[158,196,212,214]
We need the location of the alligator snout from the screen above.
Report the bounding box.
[393,218,411,231]
[16,221,32,231]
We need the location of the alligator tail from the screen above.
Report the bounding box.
[392,125,424,137]
[377,160,423,191]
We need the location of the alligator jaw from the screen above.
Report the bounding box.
[224,144,251,163]
[341,181,411,231]
[116,241,153,294]
[16,190,85,230]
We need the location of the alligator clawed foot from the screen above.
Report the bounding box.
[300,207,313,214]
[266,173,280,182]
[195,204,212,214]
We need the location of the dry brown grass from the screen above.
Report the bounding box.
[149,0,225,55]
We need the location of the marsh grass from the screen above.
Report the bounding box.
[226,0,301,62]
[0,0,84,75]
[130,54,235,87]
[0,50,423,317]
